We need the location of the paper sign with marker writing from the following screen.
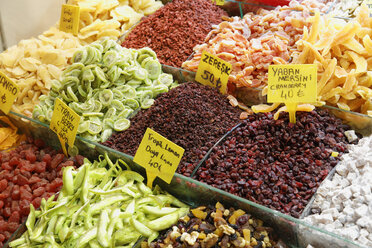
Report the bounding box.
[268,64,317,103]
[59,4,80,35]
[195,51,231,94]
[0,71,19,114]
[212,0,225,5]
[50,98,80,156]
[133,128,184,188]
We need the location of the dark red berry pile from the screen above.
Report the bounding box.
[103,82,241,176]
[195,109,355,217]
[0,139,84,246]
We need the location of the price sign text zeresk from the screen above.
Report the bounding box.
[268,64,317,103]
[195,51,232,94]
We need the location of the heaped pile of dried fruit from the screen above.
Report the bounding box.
[146,202,282,248]
[195,109,356,217]
[103,82,242,176]
[0,139,83,246]
[122,0,228,67]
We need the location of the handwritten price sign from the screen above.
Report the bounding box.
[268,64,317,103]
[211,0,225,5]
[268,64,317,123]
[133,128,184,188]
[50,98,80,156]
[196,51,232,94]
[0,71,19,114]
[59,4,80,35]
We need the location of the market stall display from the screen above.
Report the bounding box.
[0,28,81,118]
[1,1,372,248]
[293,7,372,117]
[146,202,283,248]
[121,0,228,67]
[194,109,357,218]
[8,153,189,247]
[0,139,84,246]
[103,82,242,176]
[304,135,372,247]
[32,38,177,143]
[0,0,163,118]
[182,1,311,92]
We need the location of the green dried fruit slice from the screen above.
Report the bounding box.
[113,119,130,131]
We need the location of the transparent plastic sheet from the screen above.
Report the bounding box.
[322,105,372,137]
[6,111,100,159]
[155,64,372,136]
[299,166,338,219]
[92,145,299,247]
[184,106,369,248]
[64,138,367,248]
[3,224,26,248]
[189,105,370,208]
[1,109,368,248]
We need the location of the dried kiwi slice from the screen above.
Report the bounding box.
[114,118,130,131]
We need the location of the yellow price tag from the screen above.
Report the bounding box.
[268,64,317,103]
[50,98,80,156]
[0,71,19,114]
[268,64,317,123]
[59,4,80,35]
[212,0,225,5]
[364,0,372,17]
[195,51,231,94]
[133,128,185,188]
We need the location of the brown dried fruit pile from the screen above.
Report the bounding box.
[103,82,241,176]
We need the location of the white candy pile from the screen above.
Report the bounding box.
[304,135,372,247]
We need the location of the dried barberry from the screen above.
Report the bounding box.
[103,82,241,175]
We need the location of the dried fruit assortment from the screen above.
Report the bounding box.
[183,1,311,90]
[0,28,81,118]
[146,202,283,248]
[0,0,163,118]
[33,38,177,143]
[0,139,84,246]
[1,0,372,247]
[194,109,356,217]
[293,7,372,116]
[121,0,228,67]
[9,154,189,247]
[67,0,164,43]
[103,82,242,176]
